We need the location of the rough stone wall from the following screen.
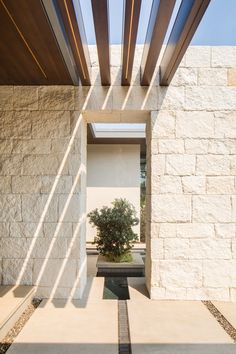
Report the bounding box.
[0,46,236,301]
[146,46,236,301]
[0,87,87,299]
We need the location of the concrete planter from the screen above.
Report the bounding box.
[96,252,144,277]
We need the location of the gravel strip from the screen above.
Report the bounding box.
[202,301,236,342]
[0,298,42,354]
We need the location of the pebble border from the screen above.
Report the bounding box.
[0,298,42,354]
[202,301,236,343]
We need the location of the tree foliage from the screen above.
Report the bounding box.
[88,198,139,262]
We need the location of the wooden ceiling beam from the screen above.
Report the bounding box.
[140,0,176,86]
[56,0,91,85]
[121,0,142,86]
[160,0,211,86]
[91,0,110,86]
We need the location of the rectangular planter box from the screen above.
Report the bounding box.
[96,252,144,277]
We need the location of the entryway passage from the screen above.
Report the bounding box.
[4,277,236,354]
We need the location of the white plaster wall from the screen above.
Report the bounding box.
[87,144,140,242]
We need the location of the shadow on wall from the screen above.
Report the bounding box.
[0,66,169,305]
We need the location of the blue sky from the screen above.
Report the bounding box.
[80,0,236,45]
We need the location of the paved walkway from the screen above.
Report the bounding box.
[5,276,236,354]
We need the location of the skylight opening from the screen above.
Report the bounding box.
[91,123,146,138]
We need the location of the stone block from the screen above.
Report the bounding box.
[152,195,191,222]
[151,239,164,259]
[0,154,22,176]
[189,239,232,259]
[38,86,74,110]
[196,155,230,175]
[176,111,214,138]
[198,68,227,86]
[171,68,198,86]
[185,46,211,67]
[40,176,73,194]
[0,195,21,222]
[206,176,235,194]
[159,223,176,238]
[0,139,13,154]
[211,47,236,67]
[151,110,176,138]
[176,223,214,238]
[10,222,42,238]
[22,194,58,222]
[58,194,82,222]
[0,222,10,237]
[33,258,77,288]
[12,138,51,154]
[2,259,33,285]
[185,87,236,110]
[193,196,232,222]
[159,176,182,194]
[166,154,195,176]
[208,139,236,154]
[184,139,208,154]
[22,155,63,176]
[203,260,236,287]
[160,260,202,287]
[85,87,112,110]
[0,86,13,110]
[0,111,31,138]
[43,222,73,238]
[164,238,190,259]
[228,68,236,86]
[151,154,165,176]
[12,176,42,194]
[214,111,236,138]
[182,176,205,194]
[186,287,230,301]
[215,223,235,239]
[0,238,31,258]
[165,287,187,300]
[13,86,38,110]
[231,156,236,175]
[158,139,184,153]
[0,176,11,193]
[160,86,185,110]
[31,111,70,138]
[31,237,67,259]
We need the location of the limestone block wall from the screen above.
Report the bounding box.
[146,47,236,301]
[0,45,236,301]
[0,87,87,299]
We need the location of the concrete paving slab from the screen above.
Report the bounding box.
[7,297,118,354]
[213,301,236,329]
[128,300,233,354]
[0,285,35,341]
[128,277,149,300]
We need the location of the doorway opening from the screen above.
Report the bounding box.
[86,122,147,282]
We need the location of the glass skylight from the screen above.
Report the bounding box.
[91,123,146,138]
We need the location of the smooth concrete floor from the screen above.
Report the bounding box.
[4,261,236,354]
[213,301,236,329]
[7,278,118,354]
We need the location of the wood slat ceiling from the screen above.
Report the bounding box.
[91,0,110,86]
[0,0,211,87]
[0,0,72,85]
[140,0,176,86]
[121,0,142,86]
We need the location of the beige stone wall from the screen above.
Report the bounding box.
[0,87,87,299]
[146,46,236,301]
[0,45,236,301]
